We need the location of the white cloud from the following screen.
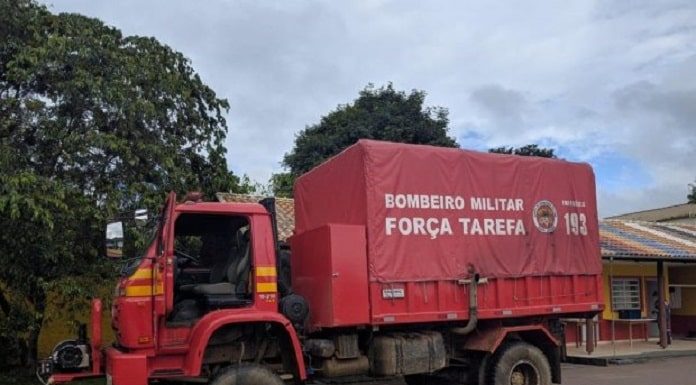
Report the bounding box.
[44,0,696,216]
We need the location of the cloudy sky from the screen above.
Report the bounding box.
[45,0,695,217]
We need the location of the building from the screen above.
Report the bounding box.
[608,203,696,225]
[216,193,295,242]
[593,204,696,346]
[564,219,696,348]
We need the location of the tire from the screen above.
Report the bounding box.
[209,364,284,385]
[486,342,551,385]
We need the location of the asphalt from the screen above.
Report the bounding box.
[325,355,696,385]
[562,355,696,385]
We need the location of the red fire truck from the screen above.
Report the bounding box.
[39,140,603,385]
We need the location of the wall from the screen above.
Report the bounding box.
[668,265,696,336]
[669,266,696,316]
[566,261,666,344]
[601,261,666,320]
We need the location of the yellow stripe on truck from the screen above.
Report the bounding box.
[256,282,277,293]
[130,268,152,279]
[124,283,164,297]
[256,266,277,277]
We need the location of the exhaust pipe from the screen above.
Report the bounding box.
[451,269,482,335]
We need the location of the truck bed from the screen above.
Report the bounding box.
[291,140,603,330]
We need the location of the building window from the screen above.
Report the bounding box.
[611,278,641,311]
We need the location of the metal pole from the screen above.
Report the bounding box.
[657,260,668,349]
[585,317,595,354]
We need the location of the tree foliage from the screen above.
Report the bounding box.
[269,172,295,198]
[276,83,458,196]
[488,144,557,158]
[0,0,242,365]
[689,180,696,203]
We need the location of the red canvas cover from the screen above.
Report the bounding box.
[294,140,602,283]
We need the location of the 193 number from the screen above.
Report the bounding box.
[564,212,587,236]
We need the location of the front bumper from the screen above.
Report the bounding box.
[105,347,148,385]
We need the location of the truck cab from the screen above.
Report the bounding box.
[115,193,275,333]
[110,193,305,385]
[44,192,305,385]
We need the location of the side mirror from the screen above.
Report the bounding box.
[106,221,124,258]
[134,209,148,227]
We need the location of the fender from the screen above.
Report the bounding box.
[184,309,306,380]
[462,324,559,353]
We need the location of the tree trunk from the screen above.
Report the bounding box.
[25,288,46,367]
[27,325,41,367]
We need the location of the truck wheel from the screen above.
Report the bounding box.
[210,364,284,385]
[486,342,551,385]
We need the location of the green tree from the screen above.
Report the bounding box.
[689,180,696,203]
[277,83,458,196]
[0,0,242,365]
[269,172,295,198]
[488,144,557,158]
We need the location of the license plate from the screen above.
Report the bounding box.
[106,374,113,385]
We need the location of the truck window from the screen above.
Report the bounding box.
[169,213,252,323]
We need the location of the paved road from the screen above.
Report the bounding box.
[333,356,696,385]
[562,356,696,385]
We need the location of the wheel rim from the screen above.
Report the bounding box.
[509,360,540,385]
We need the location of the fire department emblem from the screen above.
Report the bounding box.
[532,200,558,233]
